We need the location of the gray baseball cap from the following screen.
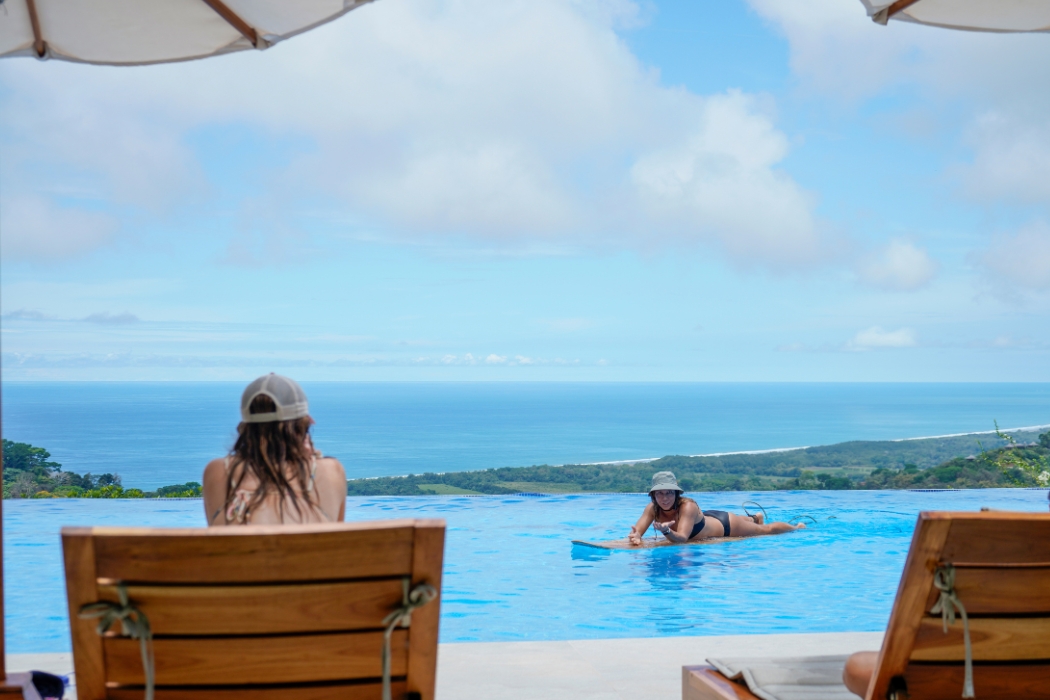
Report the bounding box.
[649,471,682,493]
[240,373,310,423]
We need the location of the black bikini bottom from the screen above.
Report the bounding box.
[691,509,731,538]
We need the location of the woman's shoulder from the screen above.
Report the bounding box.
[678,496,700,511]
[314,455,346,483]
[203,457,229,481]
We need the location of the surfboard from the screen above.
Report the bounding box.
[571,536,749,550]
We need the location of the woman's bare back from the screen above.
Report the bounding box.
[203,454,346,525]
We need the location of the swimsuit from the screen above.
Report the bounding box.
[658,498,732,539]
[219,455,331,524]
[699,510,731,538]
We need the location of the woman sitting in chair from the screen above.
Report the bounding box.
[203,373,346,525]
[627,471,804,545]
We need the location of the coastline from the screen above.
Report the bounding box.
[570,422,1050,469]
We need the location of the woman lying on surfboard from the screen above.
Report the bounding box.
[627,471,804,545]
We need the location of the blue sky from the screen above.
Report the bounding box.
[2,0,1049,381]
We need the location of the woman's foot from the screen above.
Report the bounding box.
[751,513,765,525]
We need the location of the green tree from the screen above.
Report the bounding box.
[3,439,61,477]
[991,423,1050,487]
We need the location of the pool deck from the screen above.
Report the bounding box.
[8,631,883,699]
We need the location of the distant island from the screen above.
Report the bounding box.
[346,426,1050,496]
[4,426,1048,499]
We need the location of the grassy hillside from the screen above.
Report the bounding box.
[347,428,1050,495]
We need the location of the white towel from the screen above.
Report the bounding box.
[706,655,857,700]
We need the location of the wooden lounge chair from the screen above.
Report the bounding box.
[683,510,1050,700]
[62,519,445,700]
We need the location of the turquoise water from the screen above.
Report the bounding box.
[4,488,1047,652]
[3,382,1049,489]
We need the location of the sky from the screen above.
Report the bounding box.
[1,0,1049,382]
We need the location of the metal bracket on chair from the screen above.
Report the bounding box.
[887,675,909,700]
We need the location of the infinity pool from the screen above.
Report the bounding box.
[4,489,1047,652]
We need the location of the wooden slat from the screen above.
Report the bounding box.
[941,514,1050,565]
[107,680,406,700]
[922,566,1050,614]
[63,521,424,583]
[406,521,445,700]
[63,532,107,700]
[903,662,1050,699]
[97,580,405,635]
[911,616,1050,661]
[866,514,952,700]
[682,666,760,700]
[104,631,408,685]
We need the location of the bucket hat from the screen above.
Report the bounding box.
[649,471,682,493]
[240,373,310,423]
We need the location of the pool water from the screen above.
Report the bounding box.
[4,489,1047,652]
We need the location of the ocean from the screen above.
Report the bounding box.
[2,382,1048,490]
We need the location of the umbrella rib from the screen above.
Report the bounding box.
[24,0,46,57]
[200,0,260,47]
[881,0,923,20]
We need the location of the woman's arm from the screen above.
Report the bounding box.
[628,503,656,545]
[316,456,347,523]
[202,458,228,527]
[656,500,699,543]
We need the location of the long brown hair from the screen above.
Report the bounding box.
[224,394,318,523]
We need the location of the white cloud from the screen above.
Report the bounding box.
[1,309,53,321]
[83,312,141,325]
[856,239,937,291]
[485,354,507,364]
[960,113,1050,204]
[846,326,917,351]
[0,0,825,269]
[0,195,118,261]
[974,220,1050,294]
[746,0,1050,109]
[630,91,823,266]
[746,0,1050,221]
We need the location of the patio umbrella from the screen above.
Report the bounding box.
[0,0,376,66]
[861,0,1050,32]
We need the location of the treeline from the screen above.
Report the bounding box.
[2,439,201,499]
[347,428,1050,495]
[6,427,1048,499]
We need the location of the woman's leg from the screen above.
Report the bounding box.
[726,513,804,536]
[843,651,877,698]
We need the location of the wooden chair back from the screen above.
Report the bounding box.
[62,519,445,700]
[867,510,1050,700]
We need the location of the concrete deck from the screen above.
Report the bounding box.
[8,632,883,699]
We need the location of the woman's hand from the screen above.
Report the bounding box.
[654,521,672,535]
[628,526,642,546]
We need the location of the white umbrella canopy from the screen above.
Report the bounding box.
[0,0,375,66]
[861,0,1050,32]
